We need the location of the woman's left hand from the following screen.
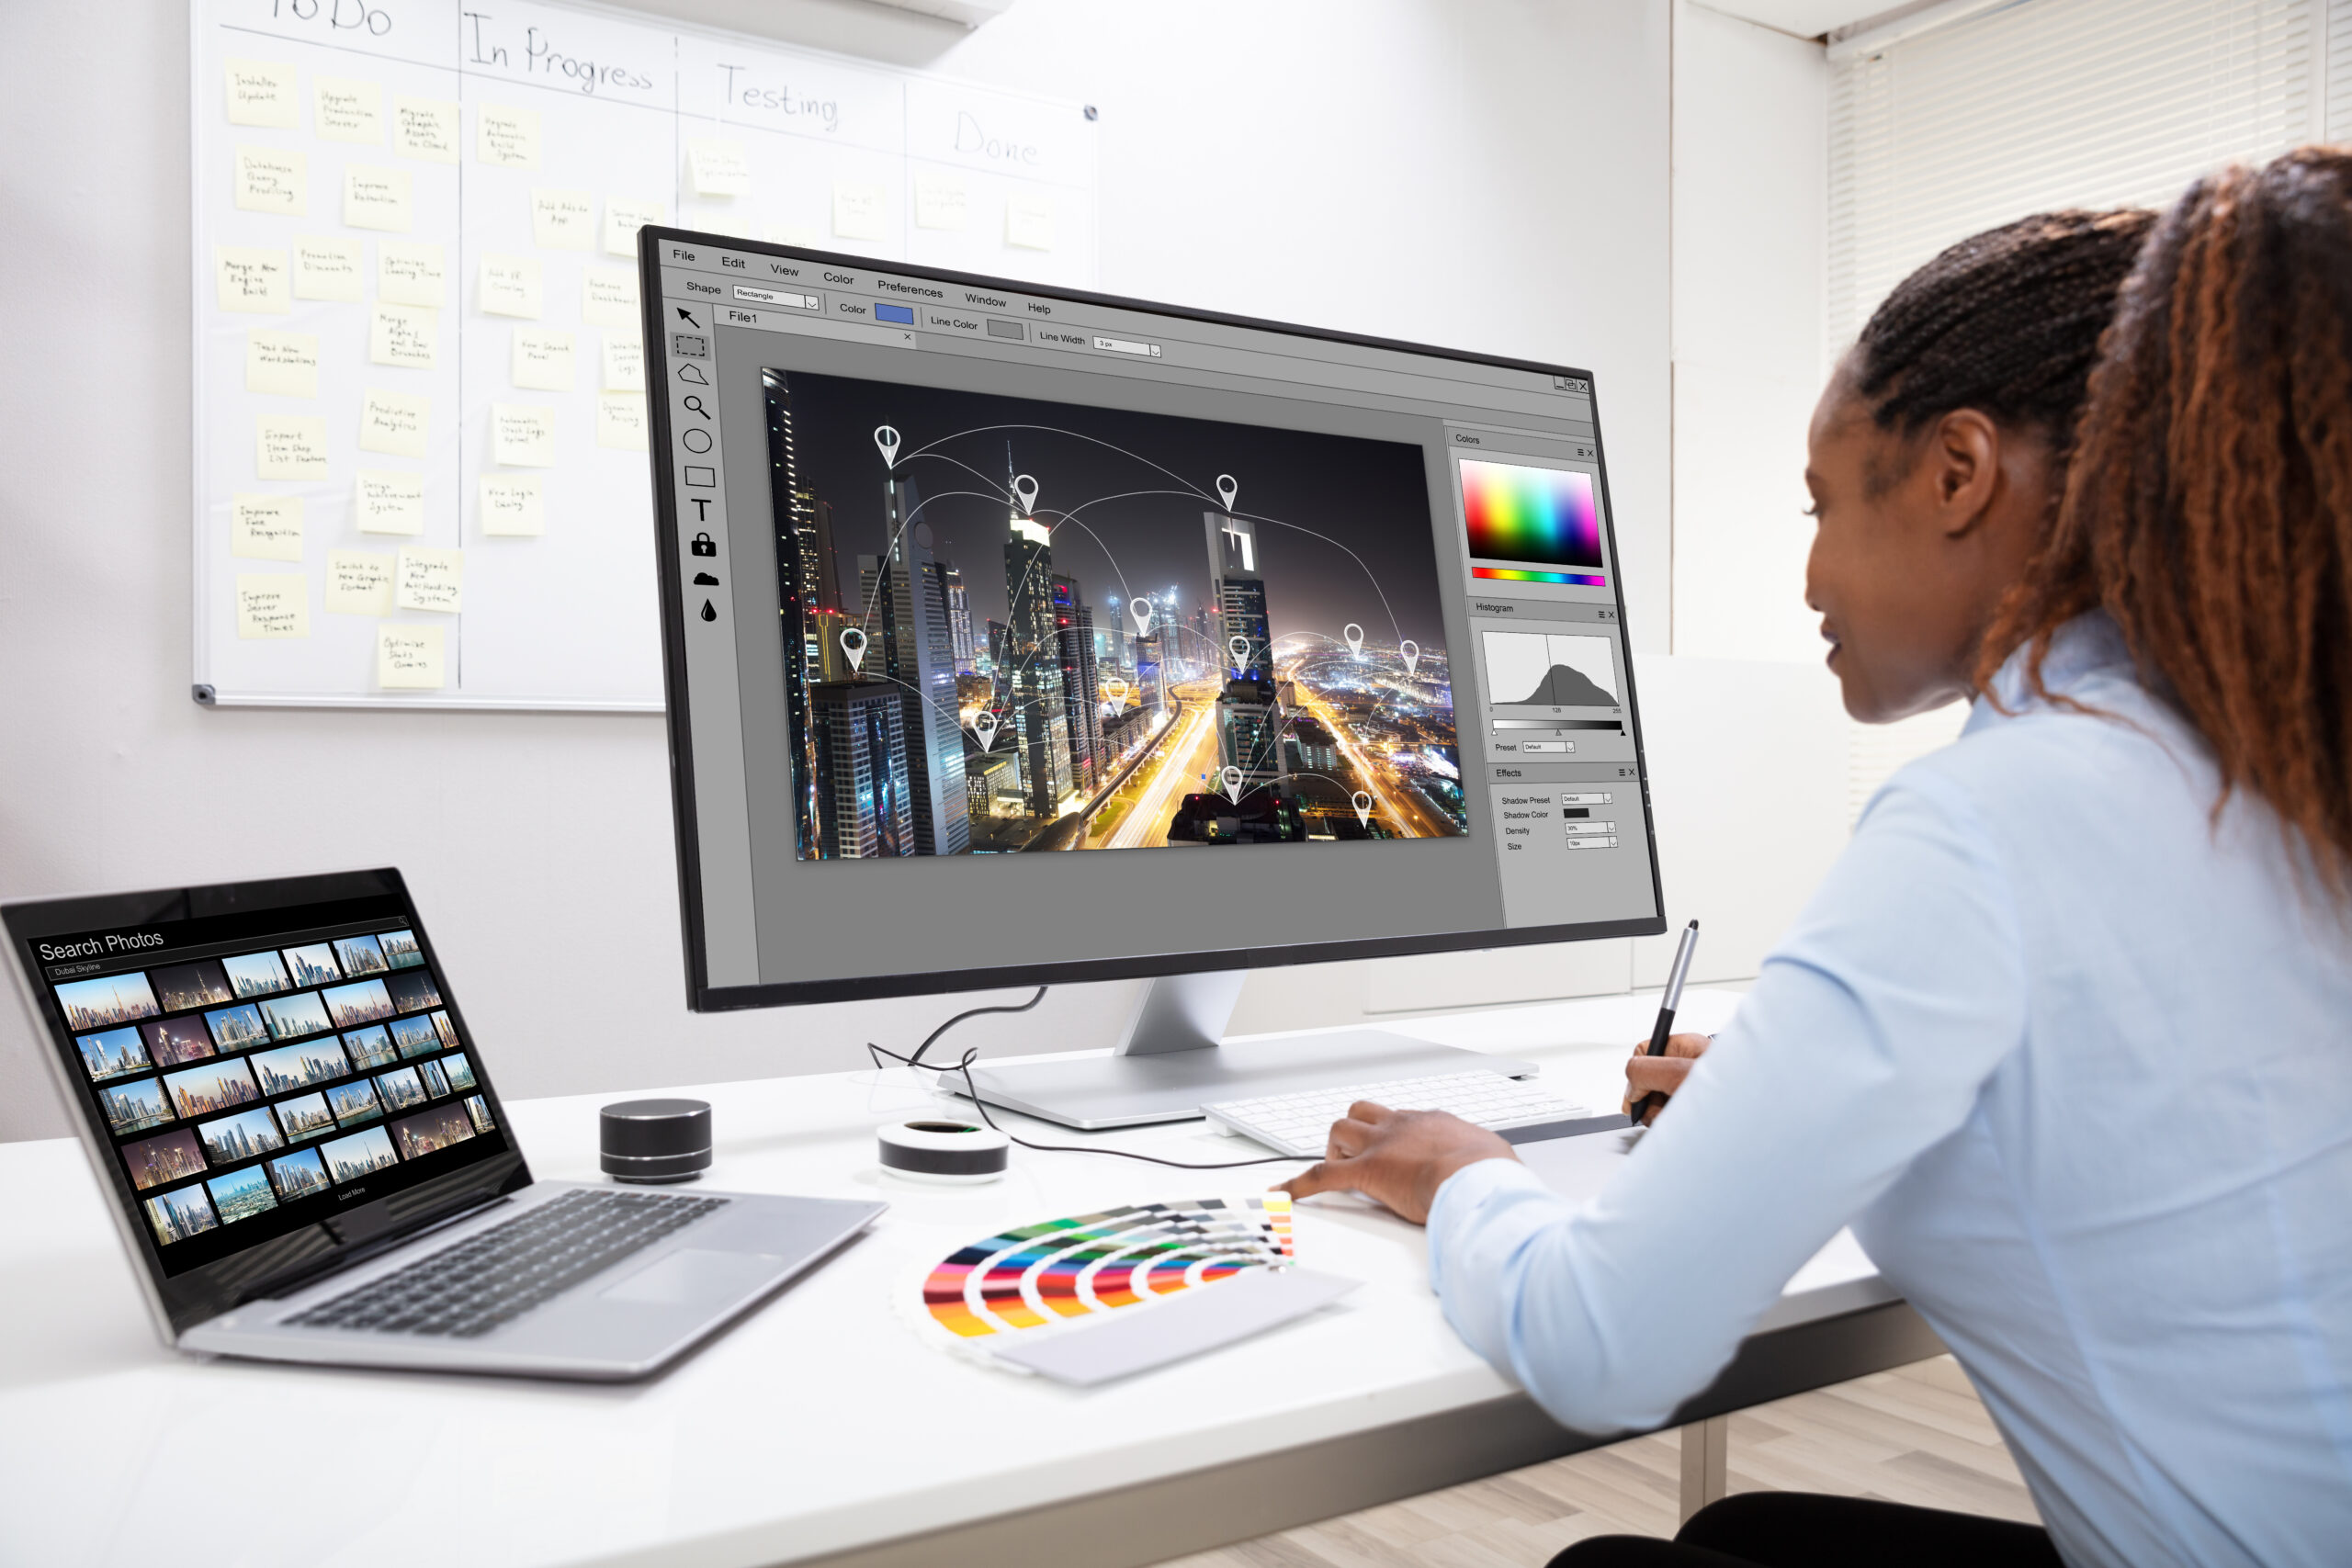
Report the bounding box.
[1280,1100,1515,1224]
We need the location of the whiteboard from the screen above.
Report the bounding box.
[191,0,1097,710]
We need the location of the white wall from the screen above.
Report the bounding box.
[0,0,1679,1140]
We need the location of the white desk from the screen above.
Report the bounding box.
[0,990,1939,1568]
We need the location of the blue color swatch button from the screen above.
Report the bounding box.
[875,303,915,325]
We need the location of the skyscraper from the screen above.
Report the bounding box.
[1204,510,1289,791]
[943,565,976,674]
[1003,451,1073,818]
[762,370,828,860]
[810,681,915,858]
[855,489,969,856]
[1052,572,1104,795]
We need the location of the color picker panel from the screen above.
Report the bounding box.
[1461,458,1604,576]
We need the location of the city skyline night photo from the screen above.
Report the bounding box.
[763,368,1464,858]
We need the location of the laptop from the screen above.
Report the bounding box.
[2,868,885,1381]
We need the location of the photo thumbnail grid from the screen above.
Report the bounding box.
[40,924,494,1254]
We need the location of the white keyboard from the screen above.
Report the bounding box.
[1204,1071,1607,1157]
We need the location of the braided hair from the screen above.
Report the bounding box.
[1984,148,2352,892]
[1849,209,2157,491]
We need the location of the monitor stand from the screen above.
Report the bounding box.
[937,971,1542,1131]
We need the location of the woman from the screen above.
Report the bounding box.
[1287,148,2352,1568]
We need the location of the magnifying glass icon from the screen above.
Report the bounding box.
[684,395,711,419]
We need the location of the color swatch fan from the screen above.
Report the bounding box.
[909,1194,1343,1382]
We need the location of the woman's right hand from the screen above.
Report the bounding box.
[1623,1032,1712,1125]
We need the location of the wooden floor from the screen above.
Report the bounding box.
[1159,1356,2040,1568]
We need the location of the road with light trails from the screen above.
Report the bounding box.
[1102,688,1220,850]
[1289,683,1457,839]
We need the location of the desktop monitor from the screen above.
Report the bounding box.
[639,231,1665,1126]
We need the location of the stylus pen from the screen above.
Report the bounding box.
[1630,919,1699,1127]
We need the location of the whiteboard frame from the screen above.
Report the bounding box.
[189,0,1096,713]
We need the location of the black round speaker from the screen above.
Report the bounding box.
[599,1097,713,1184]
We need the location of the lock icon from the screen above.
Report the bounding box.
[690,532,717,558]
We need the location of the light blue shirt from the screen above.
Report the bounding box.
[1428,615,2352,1568]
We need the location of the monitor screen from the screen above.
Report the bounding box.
[4,872,522,1322]
[643,233,1664,1006]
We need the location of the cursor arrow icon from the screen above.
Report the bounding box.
[676,306,702,328]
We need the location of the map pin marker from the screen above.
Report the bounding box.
[1343,623,1364,658]
[1130,598,1154,636]
[874,425,900,468]
[1220,765,1244,804]
[1216,474,1238,513]
[840,626,866,672]
[973,711,999,750]
[1351,791,1374,827]
[1012,474,1038,516]
[1400,639,1420,674]
[1106,677,1128,706]
[1227,635,1250,670]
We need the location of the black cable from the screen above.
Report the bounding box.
[865,997,1314,1170]
[903,986,1049,1071]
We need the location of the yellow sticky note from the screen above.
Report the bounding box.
[237,575,310,639]
[235,146,308,216]
[314,77,382,142]
[832,183,885,241]
[224,60,299,128]
[378,240,445,306]
[355,470,424,535]
[231,494,303,561]
[687,139,751,197]
[480,474,545,536]
[396,546,464,613]
[490,403,558,467]
[765,222,821,248]
[605,196,665,257]
[530,188,595,251]
[256,416,329,479]
[511,329,573,391]
[480,254,543,320]
[216,246,289,313]
[1005,191,1054,252]
[369,303,439,370]
[579,267,638,330]
[326,550,396,615]
[596,393,649,452]
[600,333,644,392]
[478,104,541,169]
[245,331,319,398]
[378,623,446,687]
[391,96,459,163]
[358,389,430,458]
[344,165,413,231]
[292,235,364,301]
[914,174,967,231]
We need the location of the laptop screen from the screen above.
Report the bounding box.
[6,872,526,1319]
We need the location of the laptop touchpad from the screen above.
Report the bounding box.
[600,1249,783,1307]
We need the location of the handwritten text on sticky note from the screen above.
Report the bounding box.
[232,494,303,561]
[396,547,464,613]
[236,575,309,639]
[356,470,424,535]
[327,551,397,616]
[378,624,446,688]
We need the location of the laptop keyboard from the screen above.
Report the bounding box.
[285,1189,729,1337]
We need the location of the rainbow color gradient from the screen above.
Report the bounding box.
[1460,458,1604,576]
[1473,567,1609,587]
